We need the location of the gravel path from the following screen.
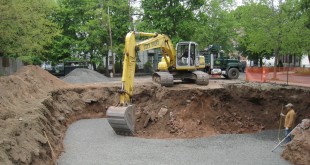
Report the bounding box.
[57,118,289,165]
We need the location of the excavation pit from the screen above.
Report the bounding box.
[0,66,309,165]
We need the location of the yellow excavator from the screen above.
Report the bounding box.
[107,32,209,135]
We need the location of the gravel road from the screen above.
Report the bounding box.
[57,118,289,165]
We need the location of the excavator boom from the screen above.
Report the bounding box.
[107,32,137,135]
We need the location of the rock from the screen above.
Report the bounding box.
[143,108,149,114]
[33,148,40,156]
[300,119,310,129]
[84,98,98,103]
[143,115,151,128]
[135,108,142,119]
[18,117,23,121]
[149,111,157,122]
[57,116,65,122]
[158,107,168,118]
[186,100,191,103]
[2,139,12,151]
[34,133,47,144]
[72,107,80,111]
[197,120,202,125]
[169,112,174,119]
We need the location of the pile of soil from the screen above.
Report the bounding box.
[62,68,110,84]
[0,66,68,164]
[282,119,310,165]
[0,65,309,165]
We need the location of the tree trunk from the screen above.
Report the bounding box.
[105,51,109,76]
[92,62,97,71]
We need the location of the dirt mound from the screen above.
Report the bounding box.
[62,68,110,84]
[282,119,310,165]
[0,65,67,110]
[0,66,67,165]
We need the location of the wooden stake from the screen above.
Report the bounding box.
[44,131,55,161]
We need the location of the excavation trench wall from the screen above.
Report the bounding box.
[39,84,309,164]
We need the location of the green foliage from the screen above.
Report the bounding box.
[233,0,310,62]
[114,60,122,73]
[301,0,310,28]
[143,61,152,73]
[0,0,61,60]
[194,0,235,51]
[47,0,130,67]
[140,0,200,42]
[139,0,235,52]
[18,55,42,65]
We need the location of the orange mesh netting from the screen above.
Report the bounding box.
[246,67,310,87]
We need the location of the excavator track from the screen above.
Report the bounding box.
[193,70,209,85]
[152,72,174,87]
[106,105,135,136]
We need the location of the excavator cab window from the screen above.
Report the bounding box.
[176,44,190,66]
[190,44,196,66]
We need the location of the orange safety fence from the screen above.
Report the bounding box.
[245,67,310,87]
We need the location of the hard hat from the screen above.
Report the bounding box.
[285,103,293,107]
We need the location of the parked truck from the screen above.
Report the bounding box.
[200,45,242,79]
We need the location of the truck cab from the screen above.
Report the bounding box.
[200,45,242,79]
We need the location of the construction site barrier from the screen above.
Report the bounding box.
[246,67,310,87]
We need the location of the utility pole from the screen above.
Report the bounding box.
[107,6,115,76]
[128,0,133,30]
[105,43,109,76]
[98,0,109,76]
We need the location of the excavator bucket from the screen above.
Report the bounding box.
[106,105,135,136]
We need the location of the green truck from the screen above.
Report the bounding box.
[200,45,242,79]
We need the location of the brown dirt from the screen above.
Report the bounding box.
[282,119,310,165]
[0,65,310,165]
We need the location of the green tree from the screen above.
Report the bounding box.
[48,0,130,69]
[0,0,60,63]
[233,0,310,73]
[194,0,235,52]
[140,0,204,43]
[301,0,310,28]
[233,2,275,63]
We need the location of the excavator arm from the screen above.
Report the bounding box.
[135,32,176,70]
[106,31,176,135]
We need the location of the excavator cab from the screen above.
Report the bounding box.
[176,42,199,67]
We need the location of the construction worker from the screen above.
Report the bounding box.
[280,103,296,143]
